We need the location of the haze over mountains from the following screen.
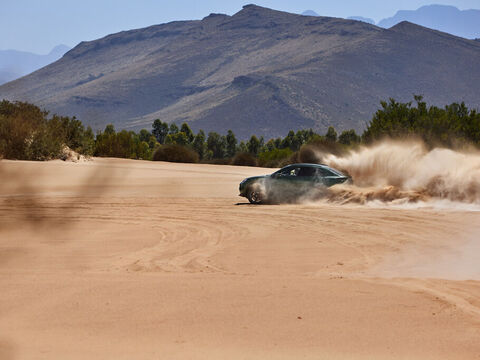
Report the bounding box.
[305,4,480,39]
[0,45,70,85]
[1,4,480,138]
[347,16,375,25]
[378,4,480,39]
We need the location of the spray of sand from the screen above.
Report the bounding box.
[318,140,480,207]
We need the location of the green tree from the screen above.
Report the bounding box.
[225,130,237,158]
[169,123,179,135]
[281,130,295,150]
[265,139,276,152]
[207,132,226,158]
[174,132,189,146]
[152,119,169,144]
[192,130,206,159]
[338,129,360,145]
[291,133,303,151]
[137,141,151,160]
[148,135,159,149]
[139,129,152,143]
[81,126,95,156]
[325,126,337,142]
[180,123,194,144]
[237,141,248,154]
[104,124,116,136]
[247,135,261,155]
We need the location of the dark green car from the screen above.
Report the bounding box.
[239,163,351,204]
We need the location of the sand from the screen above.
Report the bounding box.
[0,158,479,359]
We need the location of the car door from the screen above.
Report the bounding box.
[296,166,318,189]
[271,166,318,198]
[268,166,300,198]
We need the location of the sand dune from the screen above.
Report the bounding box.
[1,158,479,359]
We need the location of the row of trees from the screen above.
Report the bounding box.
[94,125,156,160]
[363,95,480,147]
[2,96,479,164]
[148,118,362,166]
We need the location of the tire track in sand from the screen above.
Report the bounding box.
[110,215,249,274]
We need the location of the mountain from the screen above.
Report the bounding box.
[0,45,71,85]
[1,5,480,138]
[378,5,480,39]
[304,12,374,25]
[347,16,375,24]
[302,10,319,17]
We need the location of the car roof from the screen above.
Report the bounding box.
[283,163,328,168]
[276,163,346,177]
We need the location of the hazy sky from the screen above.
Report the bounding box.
[2,0,480,53]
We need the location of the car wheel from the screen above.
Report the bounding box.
[247,188,263,204]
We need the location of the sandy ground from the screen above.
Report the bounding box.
[0,158,479,359]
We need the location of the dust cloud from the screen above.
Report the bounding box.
[371,232,480,280]
[319,140,480,208]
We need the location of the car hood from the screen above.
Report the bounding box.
[241,175,269,184]
[249,175,269,180]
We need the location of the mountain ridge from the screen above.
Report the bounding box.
[1,5,480,138]
[304,4,479,40]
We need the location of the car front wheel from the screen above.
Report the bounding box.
[247,188,263,204]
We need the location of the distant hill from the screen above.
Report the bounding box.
[347,16,375,24]
[0,45,71,85]
[378,5,480,39]
[301,10,319,17]
[1,5,480,138]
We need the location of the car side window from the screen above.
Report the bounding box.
[277,167,291,176]
[298,167,316,177]
[317,168,336,177]
[277,167,300,176]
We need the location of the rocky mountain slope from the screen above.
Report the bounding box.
[1,5,480,138]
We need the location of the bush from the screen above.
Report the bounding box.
[152,144,199,163]
[0,100,94,160]
[231,152,257,167]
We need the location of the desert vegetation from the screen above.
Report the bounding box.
[1,96,479,165]
[0,100,95,160]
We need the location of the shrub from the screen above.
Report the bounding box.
[0,100,94,160]
[231,152,257,167]
[152,144,199,163]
